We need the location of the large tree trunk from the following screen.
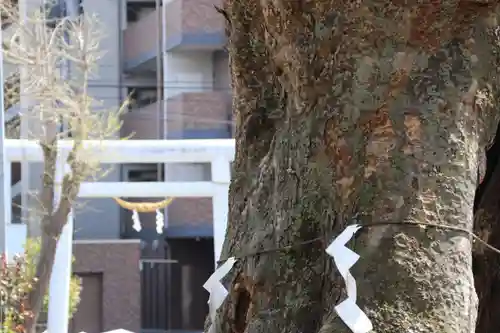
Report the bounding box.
[218,2,500,333]
[473,125,500,333]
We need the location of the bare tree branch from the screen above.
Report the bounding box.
[39,138,57,216]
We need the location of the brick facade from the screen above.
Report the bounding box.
[165,0,224,38]
[168,197,213,227]
[167,91,231,136]
[121,91,231,140]
[73,240,141,333]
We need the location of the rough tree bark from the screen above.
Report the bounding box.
[217,1,500,333]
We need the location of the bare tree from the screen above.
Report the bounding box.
[217,2,500,333]
[1,1,127,331]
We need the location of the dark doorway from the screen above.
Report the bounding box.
[141,238,214,332]
[168,238,215,330]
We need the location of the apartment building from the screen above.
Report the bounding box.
[2,0,231,332]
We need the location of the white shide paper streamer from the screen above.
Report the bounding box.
[130,209,165,234]
[326,225,373,333]
[203,257,237,333]
[132,210,141,232]
[155,209,164,234]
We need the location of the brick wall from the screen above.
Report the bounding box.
[168,197,213,227]
[165,0,223,39]
[122,91,231,140]
[73,240,141,333]
[166,91,231,135]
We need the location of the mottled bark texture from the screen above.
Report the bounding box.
[219,1,500,333]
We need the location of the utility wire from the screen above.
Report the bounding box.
[217,220,500,265]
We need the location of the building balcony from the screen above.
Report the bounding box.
[121,99,163,140]
[120,90,232,140]
[165,0,226,52]
[123,9,158,73]
[123,0,226,72]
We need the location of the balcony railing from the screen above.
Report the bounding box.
[123,0,226,71]
[121,101,162,140]
[164,0,225,51]
[121,89,232,140]
[123,9,158,71]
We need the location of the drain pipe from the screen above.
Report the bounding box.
[118,0,124,108]
[155,0,163,154]
[154,2,173,331]
[160,2,173,331]
[161,0,169,229]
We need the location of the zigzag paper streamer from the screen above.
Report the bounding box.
[131,210,141,232]
[203,257,237,333]
[155,209,164,234]
[326,225,373,333]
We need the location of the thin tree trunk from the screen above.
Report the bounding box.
[24,208,75,333]
[218,2,500,333]
[24,234,57,333]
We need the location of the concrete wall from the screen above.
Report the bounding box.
[213,51,230,90]
[162,52,219,230]
[164,51,214,97]
[72,0,122,240]
[163,51,213,186]
[123,8,157,66]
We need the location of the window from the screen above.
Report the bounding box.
[127,164,163,182]
[78,0,83,15]
[141,239,215,330]
[126,1,156,24]
[128,87,158,110]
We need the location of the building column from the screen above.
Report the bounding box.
[47,153,73,333]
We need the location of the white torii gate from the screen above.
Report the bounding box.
[4,138,235,333]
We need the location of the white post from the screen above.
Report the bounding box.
[211,158,230,265]
[3,163,18,263]
[19,0,30,237]
[47,153,73,333]
[48,0,77,329]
